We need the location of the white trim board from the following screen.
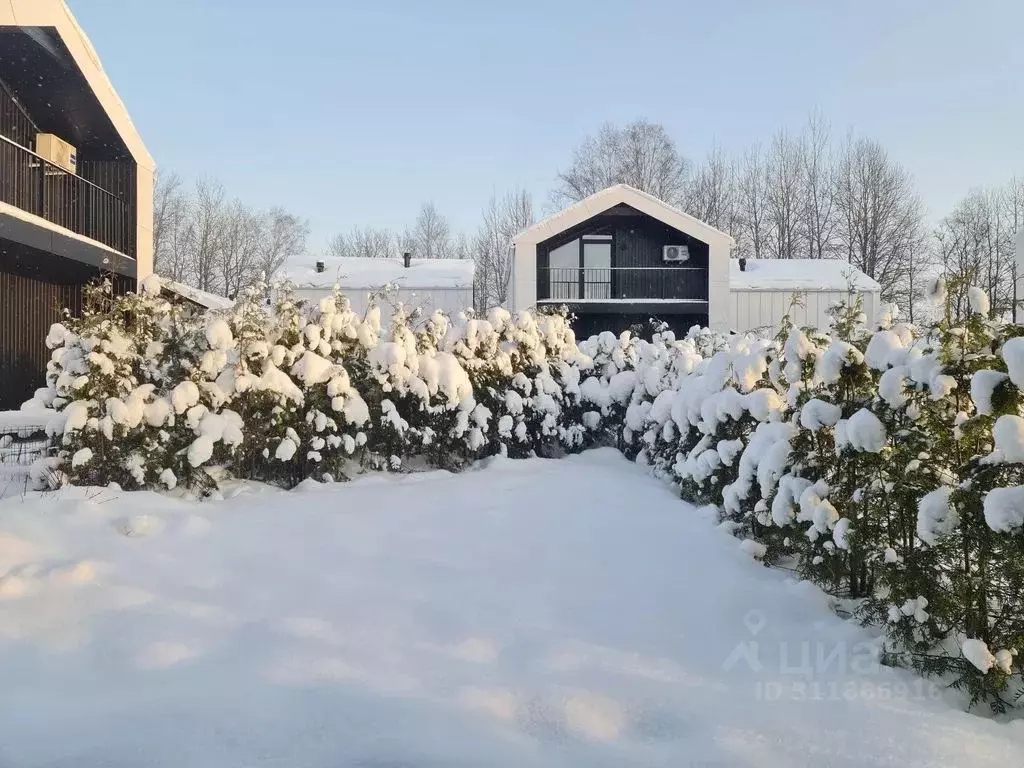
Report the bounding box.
[514,184,735,249]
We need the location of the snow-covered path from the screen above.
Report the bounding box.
[0,449,1022,766]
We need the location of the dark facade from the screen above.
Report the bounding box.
[535,203,709,336]
[0,26,139,408]
[0,240,135,407]
[567,311,710,340]
[0,77,137,258]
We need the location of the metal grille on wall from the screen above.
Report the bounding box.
[0,135,135,258]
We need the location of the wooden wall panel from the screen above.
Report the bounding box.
[0,239,133,408]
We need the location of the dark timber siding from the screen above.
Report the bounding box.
[613,217,709,268]
[612,217,708,299]
[536,205,710,302]
[0,239,133,409]
[1,51,138,260]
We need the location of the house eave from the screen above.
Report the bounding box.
[0,201,136,278]
[0,0,154,170]
[514,184,735,249]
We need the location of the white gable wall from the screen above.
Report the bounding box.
[707,244,730,332]
[729,259,882,335]
[730,288,880,337]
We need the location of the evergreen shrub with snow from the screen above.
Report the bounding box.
[35,272,1024,710]
[574,280,1024,711]
[40,276,603,491]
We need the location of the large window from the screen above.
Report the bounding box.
[582,239,611,299]
[546,235,612,299]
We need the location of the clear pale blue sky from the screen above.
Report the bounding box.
[73,0,1023,251]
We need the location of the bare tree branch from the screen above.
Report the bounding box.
[553,120,690,207]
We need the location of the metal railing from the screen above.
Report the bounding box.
[538,266,709,301]
[0,134,134,258]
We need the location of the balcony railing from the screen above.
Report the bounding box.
[538,266,709,302]
[0,134,134,258]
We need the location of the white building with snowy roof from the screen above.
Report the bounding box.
[159,279,235,313]
[511,184,881,337]
[730,258,881,336]
[282,255,475,319]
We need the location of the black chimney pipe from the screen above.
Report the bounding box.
[315,260,325,273]
[403,251,411,268]
[739,257,747,272]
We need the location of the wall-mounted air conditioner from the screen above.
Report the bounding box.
[662,244,689,263]
[36,133,77,175]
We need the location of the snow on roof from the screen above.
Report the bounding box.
[730,259,882,292]
[514,184,735,248]
[161,279,235,311]
[283,257,475,290]
[0,410,53,433]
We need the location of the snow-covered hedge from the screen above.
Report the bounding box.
[34,273,1024,709]
[39,277,610,493]
[575,283,1024,711]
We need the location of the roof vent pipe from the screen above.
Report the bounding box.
[315,260,325,273]
[738,257,747,272]
[403,252,412,268]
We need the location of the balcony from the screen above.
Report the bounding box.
[0,134,134,258]
[537,266,709,303]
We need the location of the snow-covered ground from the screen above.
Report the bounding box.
[0,450,1022,767]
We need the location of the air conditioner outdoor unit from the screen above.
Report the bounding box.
[36,133,77,175]
[662,244,690,263]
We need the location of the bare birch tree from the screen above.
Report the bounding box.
[735,144,767,260]
[326,227,400,260]
[218,201,265,298]
[473,190,533,311]
[1005,177,1024,319]
[411,202,452,259]
[152,176,308,296]
[187,180,228,293]
[683,147,736,233]
[152,171,187,280]
[553,120,690,206]
[450,232,472,262]
[763,130,805,259]
[834,136,924,304]
[800,113,839,260]
[935,182,1024,321]
[259,208,310,280]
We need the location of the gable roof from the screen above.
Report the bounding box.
[514,184,735,249]
[730,259,882,292]
[0,0,154,170]
[283,257,475,290]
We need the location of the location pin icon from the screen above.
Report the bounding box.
[744,609,766,636]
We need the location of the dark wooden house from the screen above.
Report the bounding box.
[0,0,154,408]
[512,185,733,338]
